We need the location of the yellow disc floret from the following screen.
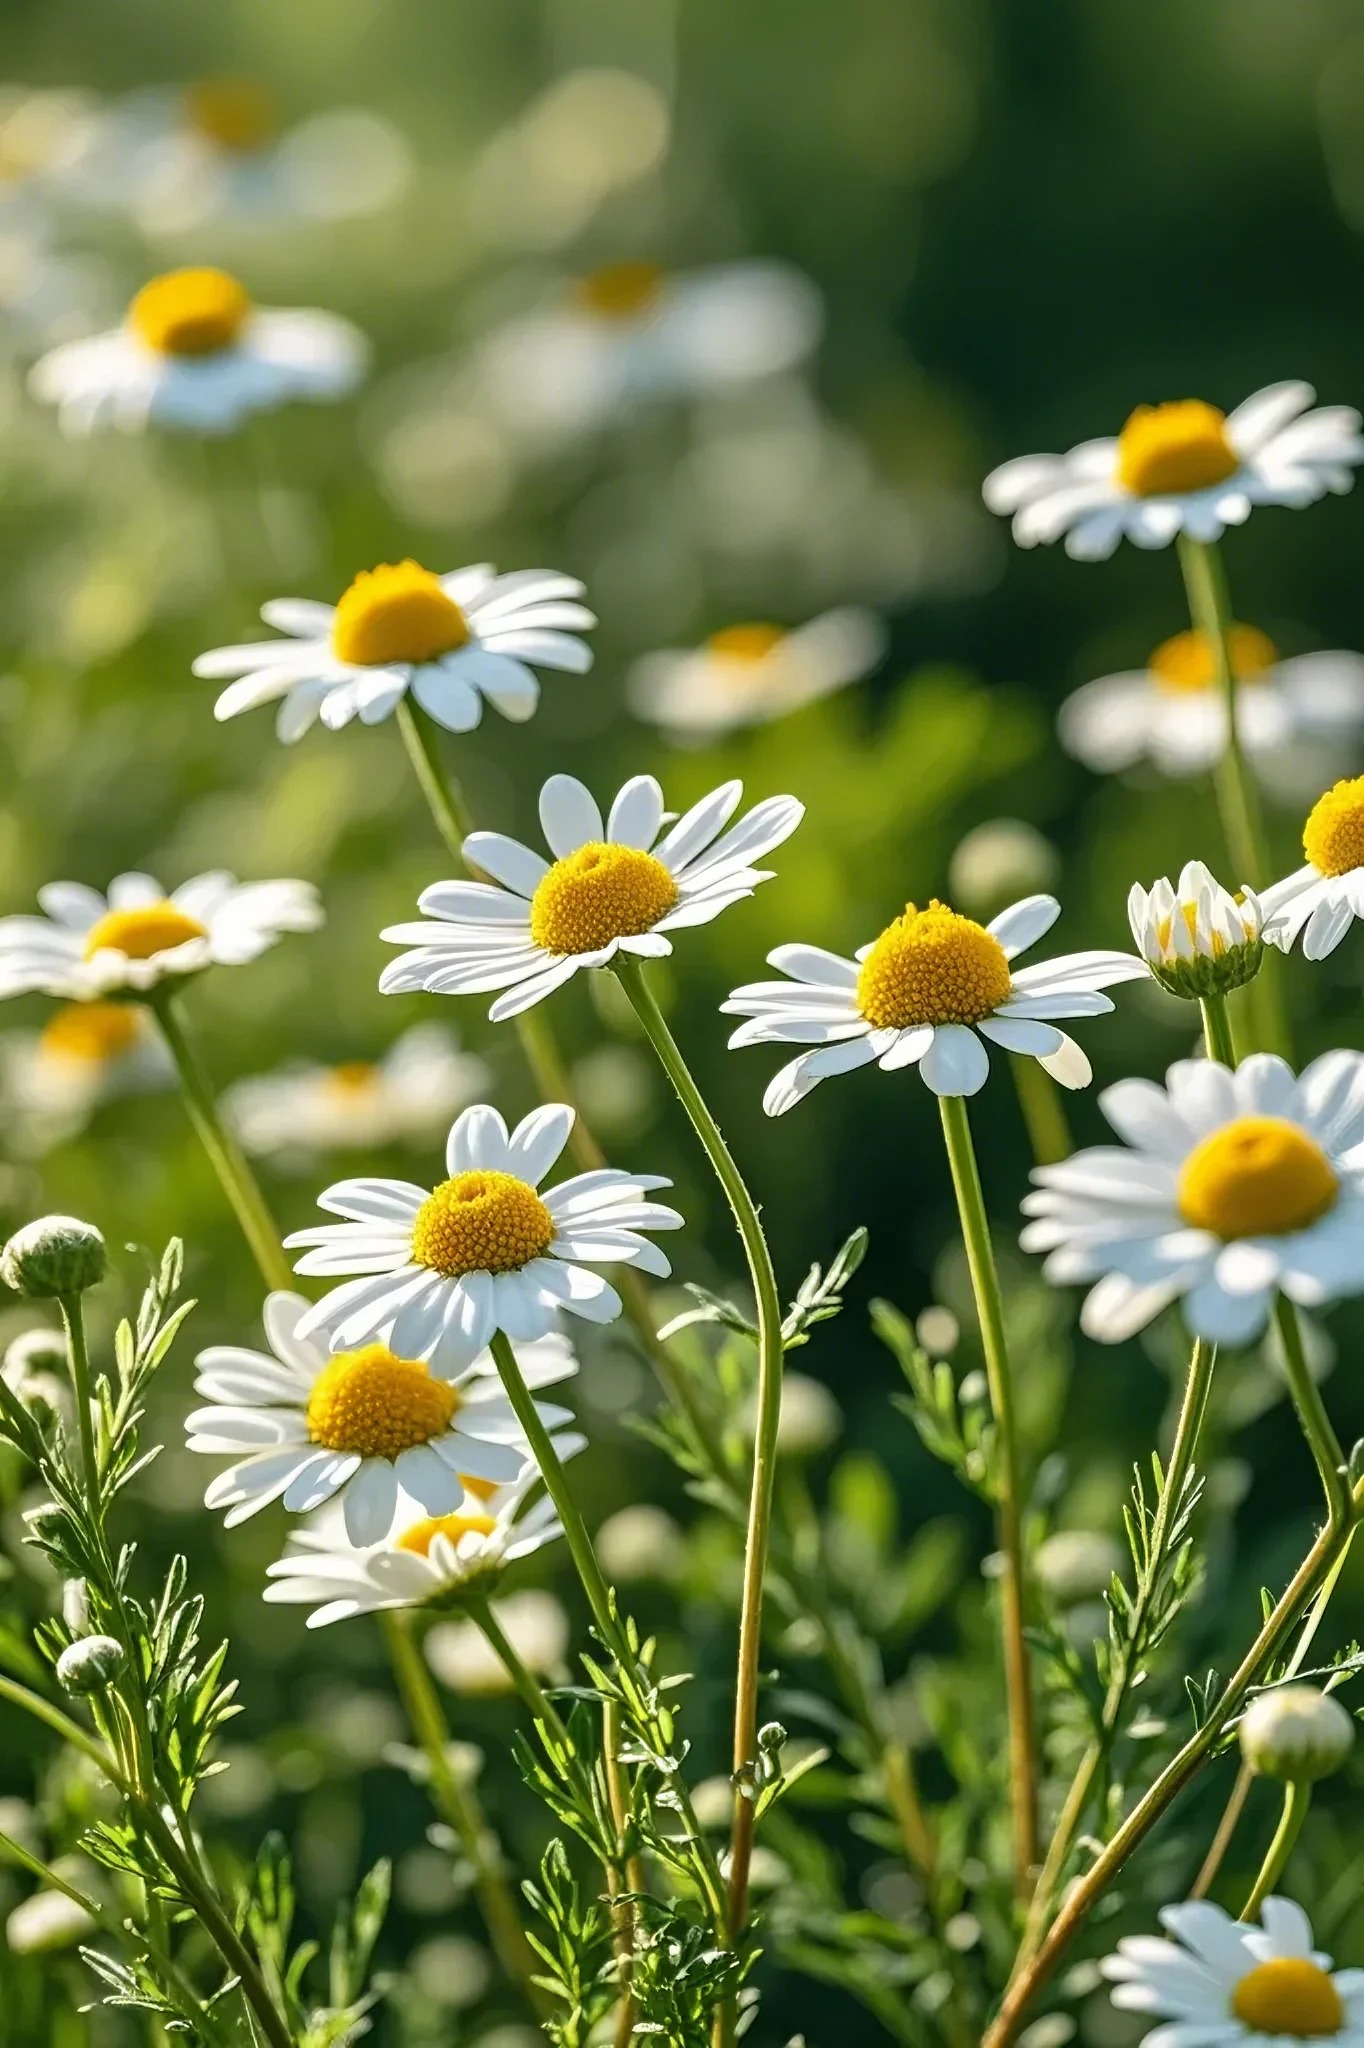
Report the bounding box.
[1232,1958,1344,2038]
[707,623,787,664]
[573,260,666,320]
[40,1001,143,1064]
[129,267,252,357]
[1303,777,1364,878]
[331,561,469,669]
[1116,400,1240,498]
[530,843,678,956]
[410,1169,554,1276]
[183,79,277,153]
[1178,1117,1338,1241]
[324,1061,381,1098]
[1149,623,1277,694]
[82,902,209,962]
[395,1511,499,1557]
[306,1345,458,1460]
[856,900,1013,1030]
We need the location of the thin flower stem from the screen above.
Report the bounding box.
[0,1672,121,1776]
[1177,536,1268,892]
[1200,992,1238,1069]
[381,1610,547,2019]
[151,991,293,1293]
[471,1599,573,1749]
[611,955,785,1941]
[1274,1293,1349,1529]
[1009,1053,1072,1166]
[937,1092,1037,1898]
[58,1292,99,1505]
[1241,1779,1311,1921]
[603,1697,641,2047]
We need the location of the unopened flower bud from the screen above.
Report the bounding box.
[1240,1684,1355,1783]
[1035,1529,1124,1609]
[1128,862,1262,1000]
[55,1634,124,1696]
[4,1327,68,1379]
[949,820,1060,922]
[61,1580,89,1634]
[1,1216,106,1299]
[758,1721,788,1754]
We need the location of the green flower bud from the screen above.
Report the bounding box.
[1,1217,106,1300]
[55,1635,125,1696]
[4,1327,68,1379]
[1240,1684,1355,1784]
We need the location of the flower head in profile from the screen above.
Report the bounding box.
[222,1024,490,1166]
[284,1101,682,1374]
[984,383,1364,560]
[30,264,366,436]
[723,894,1144,1115]
[381,773,803,1020]
[1022,1051,1364,1345]
[1263,776,1364,959]
[627,610,883,741]
[0,871,322,1001]
[1128,863,1263,1000]
[0,1002,172,1155]
[1060,624,1364,778]
[1101,1894,1364,2047]
[194,563,595,744]
[187,1290,578,1546]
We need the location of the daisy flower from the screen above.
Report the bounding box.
[187,1290,579,1545]
[30,264,366,437]
[1262,776,1364,959]
[263,1459,577,1628]
[283,1101,683,1375]
[1101,1894,1364,2047]
[193,560,595,743]
[0,870,322,1002]
[0,1002,171,1156]
[1021,1051,1364,1346]
[983,382,1364,560]
[626,610,884,741]
[380,773,804,1021]
[1060,625,1364,778]
[222,1025,490,1165]
[723,894,1145,1115]
[1128,862,1263,999]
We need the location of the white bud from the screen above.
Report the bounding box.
[1,1215,106,1299]
[1128,862,1262,1001]
[740,1372,841,1457]
[1035,1530,1124,1608]
[596,1505,685,1584]
[55,1634,124,1695]
[6,1887,93,1954]
[1240,1685,1355,1783]
[61,1579,89,1634]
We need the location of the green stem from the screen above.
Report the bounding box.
[471,1599,573,1750]
[1242,1780,1311,1921]
[151,992,292,1293]
[0,1673,120,1776]
[57,1294,98,1506]
[612,955,785,1940]
[1274,1294,1349,1529]
[1177,536,1267,891]
[1009,1054,1072,1167]
[1200,992,1239,1069]
[396,697,476,850]
[938,1092,1037,1898]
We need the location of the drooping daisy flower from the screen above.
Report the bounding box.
[30,264,366,436]
[263,1459,577,1627]
[984,383,1364,560]
[1060,625,1364,777]
[284,1101,682,1374]
[723,894,1145,1115]
[1021,1051,1364,1345]
[1262,776,1364,959]
[193,560,595,743]
[1101,1895,1364,2047]
[1128,862,1263,999]
[187,1290,579,1545]
[380,773,803,1021]
[626,610,884,741]
[222,1025,490,1165]
[0,1002,172,1155]
[0,871,322,1001]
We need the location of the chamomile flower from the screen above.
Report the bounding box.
[626,610,884,741]
[1128,863,1263,999]
[30,264,366,437]
[222,1026,489,1166]
[0,870,322,1002]
[1101,1895,1364,2047]
[1061,626,1364,778]
[381,773,803,1021]
[0,1003,171,1155]
[263,1461,576,1628]
[1021,1051,1364,1345]
[984,383,1364,560]
[194,561,595,743]
[284,1102,683,1374]
[188,1291,578,1545]
[1262,776,1364,959]
[723,894,1145,1114]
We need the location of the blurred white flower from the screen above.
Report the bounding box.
[596,1503,685,1583]
[31,265,366,436]
[741,1371,841,1456]
[465,70,669,252]
[222,1025,489,1165]
[6,1885,93,1955]
[949,821,1061,923]
[426,1587,569,1696]
[1034,1529,1123,1607]
[0,88,98,196]
[0,1001,172,1154]
[628,610,884,740]
[0,193,111,356]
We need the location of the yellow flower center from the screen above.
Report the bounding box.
[706,623,788,665]
[1148,624,1278,694]
[1179,1116,1338,1241]
[1232,1958,1344,2038]
[460,1473,500,1503]
[529,843,679,956]
[572,260,666,321]
[410,1169,554,1276]
[128,267,253,357]
[39,1002,144,1065]
[1116,400,1240,498]
[324,1061,381,1098]
[306,1345,458,1460]
[82,902,209,962]
[856,900,1013,1030]
[182,78,277,153]
[395,1511,499,1556]
[331,561,469,669]
[1303,777,1364,878]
